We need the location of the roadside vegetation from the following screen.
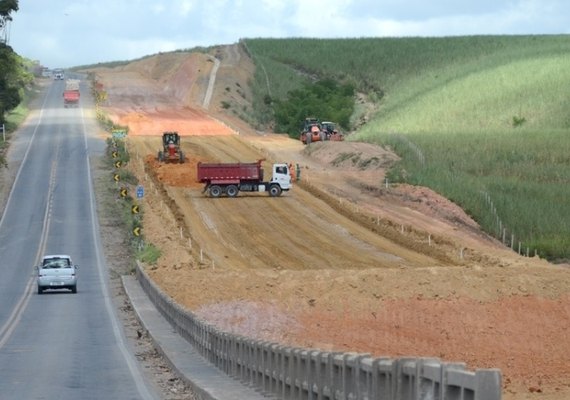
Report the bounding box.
[89,75,161,266]
[273,78,355,136]
[0,50,36,165]
[0,1,35,165]
[100,136,161,266]
[243,35,570,261]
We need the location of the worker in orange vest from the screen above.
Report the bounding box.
[289,163,296,182]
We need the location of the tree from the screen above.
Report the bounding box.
[0,0,18,30]
[0,2,28,126]
[273,79,355,137]
[0,0,18,20]
[0,43,29,125]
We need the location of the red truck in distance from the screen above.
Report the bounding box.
[63,90,80,107]
[63,79,80,108]
[197,159,292,197]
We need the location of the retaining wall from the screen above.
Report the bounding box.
[136,263,501,400]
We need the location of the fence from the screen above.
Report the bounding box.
[135,263,502,400]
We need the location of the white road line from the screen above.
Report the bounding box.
[0,84,55,348]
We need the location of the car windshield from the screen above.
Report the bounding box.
[43,258,70,268]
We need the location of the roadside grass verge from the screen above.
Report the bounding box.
[100,134,161,267]
[4,82,39,131]
[0,83,40,165]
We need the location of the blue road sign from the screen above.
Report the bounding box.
[136,185,144,199]
[112,129,127,139]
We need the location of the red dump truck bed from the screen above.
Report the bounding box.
[63,90,80,107]
[197,160,264,183]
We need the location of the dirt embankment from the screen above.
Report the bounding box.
[89,44,570,400]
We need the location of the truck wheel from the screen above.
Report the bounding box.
[320,132,326,141]
[306,133,312,144]
[158,151,164,162]
[226,185,239,197]
[209,185,222,198]
[179,151,185,163]
[269,185,282,197]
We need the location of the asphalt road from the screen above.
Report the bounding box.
[0,78,158,399]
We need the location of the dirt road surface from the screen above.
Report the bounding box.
[89,44,570,399]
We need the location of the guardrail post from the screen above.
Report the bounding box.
[475,369,502,400]
[356,355,374,400]
[343,353,359,399]
[332,353,346,400]
[299,350,310,400]
[442,362,467,400]
[274,345,286,397]
[321,352,334,400]
[283,347,294,399]
[250,339,260,387]
[228,334,237,377]
[265,343,278,395]
[238,339,247,383]
[291,349,305,400]
[395,357,417,400]
[416,358,441,400]
[261,342,271,392]
[374,357,396,399]
[308,350,320,400]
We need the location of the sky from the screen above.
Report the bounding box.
[5,0,570,69]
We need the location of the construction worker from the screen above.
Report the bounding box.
[289,163,296,182]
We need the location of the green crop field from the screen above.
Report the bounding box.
[243,35,570,261]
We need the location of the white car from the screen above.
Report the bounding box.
[37,254,78,294]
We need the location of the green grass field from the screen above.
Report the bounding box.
[244,35,570,261]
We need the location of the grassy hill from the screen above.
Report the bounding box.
[243,35,570,261]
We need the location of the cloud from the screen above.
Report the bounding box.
[8,0,570,68]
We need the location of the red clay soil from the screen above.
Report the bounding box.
[88,45,570,400]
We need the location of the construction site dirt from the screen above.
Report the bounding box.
[89,45,570,400]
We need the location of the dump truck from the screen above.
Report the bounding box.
[63,79,80,108]
[157,132,185,163]
[197,159,292,197]
[63,89,80,108]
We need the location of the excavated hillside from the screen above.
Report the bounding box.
[88,44,570,400]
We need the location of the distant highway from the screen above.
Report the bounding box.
[0,78,157,399]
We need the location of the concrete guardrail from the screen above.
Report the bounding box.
[135,263,502,400]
